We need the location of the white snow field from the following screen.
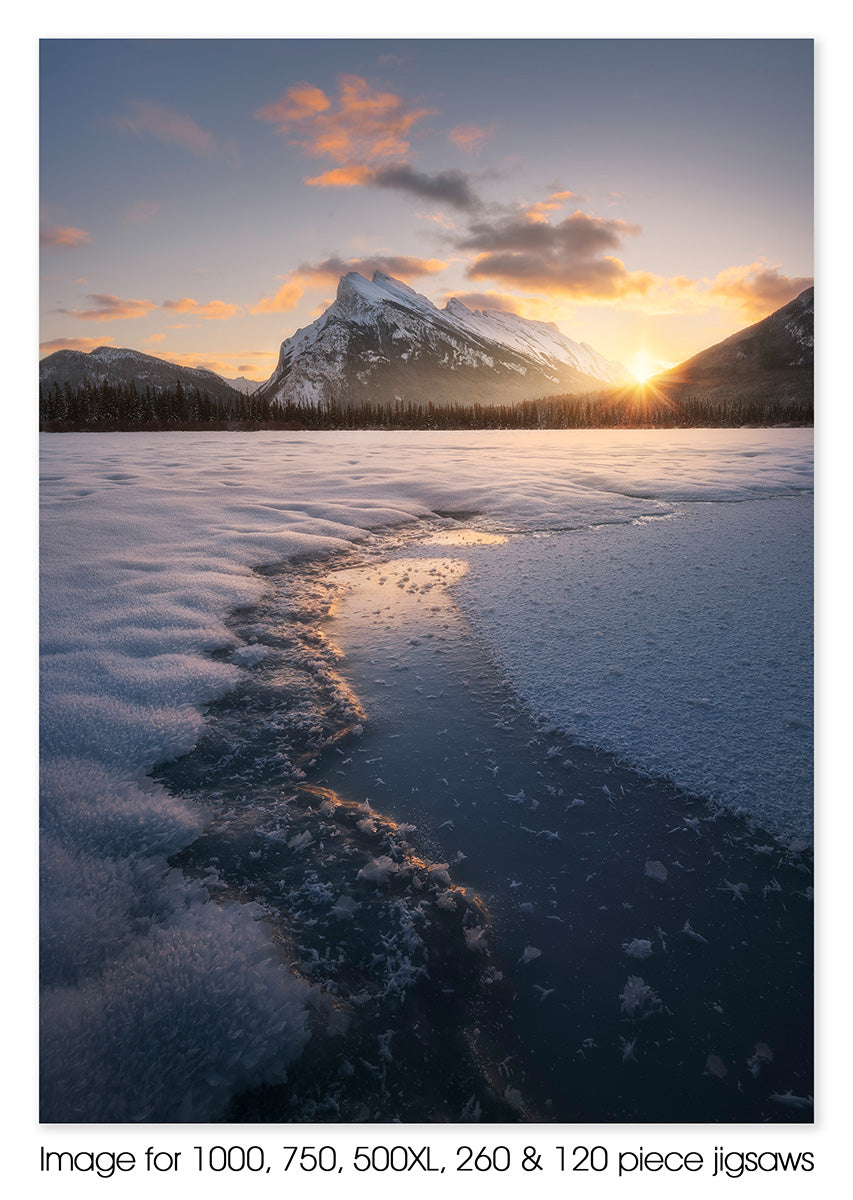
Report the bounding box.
[40,428,812,1120]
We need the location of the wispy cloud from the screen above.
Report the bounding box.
[40,225,91,248]
[59,293,157,321]
[160,352,266,381]
[251,254,447,314]
[39,336,115,354]
[448,124,494,155]
[123,200,159,224]
[250,278,308,315]
[256,74,434,164]
[440,289,524,314]
[112,99,236,163]
[708,261,813,319]
[304,164,374,188]
[306,161,480,210]
[525,190,577,222]
[161,297,241,320]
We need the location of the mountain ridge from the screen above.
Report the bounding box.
[255,271,631,410]
[39,345,247,407]
[648,287,813,408]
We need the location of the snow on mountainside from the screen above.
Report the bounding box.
[39,346,246,406]
[210,373,259,395]
[256,271,630,410]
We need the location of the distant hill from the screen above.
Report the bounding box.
[39,346,246,407]
[649,287,813,411]
[255,271,631,411]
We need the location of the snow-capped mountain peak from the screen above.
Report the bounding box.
[257,272,630,410]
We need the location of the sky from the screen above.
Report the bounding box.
[39,38,814,383]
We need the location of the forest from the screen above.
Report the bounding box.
[39,376,813,432]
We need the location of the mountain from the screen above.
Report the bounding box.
[39,346,246,407]
[256,271,630,410]
[649,287,813,407]
[216,375,259,395]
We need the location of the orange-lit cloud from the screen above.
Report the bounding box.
[40,225,91,248]
[305,164,374,187]
[709,261,813,319]
[161,297,241,320]
[256,74,434,164]
[460,209,653,300]
[254,82,330,125]
[251,255,447,314]
[39,336,115,355]
[449,124,493,155]
[307,161,480,210]
[113,99,236,162]
[124,200,159,224]
[142,333,166,343]
[60,294,157,321]
[525,190,576,222]
[160,352,267,381]
[250,278,310,315]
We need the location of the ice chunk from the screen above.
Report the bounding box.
[623,938,653,960]
[619,975,660,1018]
[645,860,668,883]
[357,855,403,885]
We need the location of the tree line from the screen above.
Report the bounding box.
[39,378,270,430]
[40,377,813,432]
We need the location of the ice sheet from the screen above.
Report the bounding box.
[39,428,813,1120]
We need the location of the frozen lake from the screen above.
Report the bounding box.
[39,429,813,1122]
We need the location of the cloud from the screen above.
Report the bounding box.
[40,226,91,248]
[525,190,577,222]
[250,278,309,315]
[449,124,493,155]
[59,294,157,321]
[142,334,166,343]
[443,290,523,314]
[40,336,116,355]
[458,209,654,300]
[305,164,374,188]
[708,261,813,319]
[256,74,434,164]
[370,164,480,210]
[306,162,479,210]
[254,82,330,126]
[123,200,159,224]
[113,99,235,162]
[250,255,446,314]
[160,353,267,381]
[161,297,241,320]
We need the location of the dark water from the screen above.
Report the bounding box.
[157,529,813,1123]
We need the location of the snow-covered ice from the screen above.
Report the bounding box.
[40,427,812,1120]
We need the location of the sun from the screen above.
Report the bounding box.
[629,351,656,384]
